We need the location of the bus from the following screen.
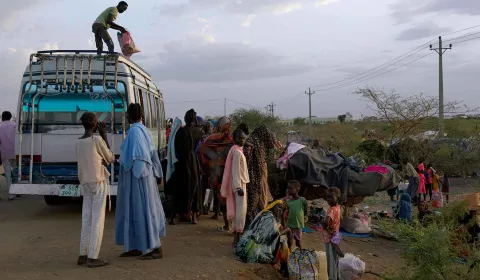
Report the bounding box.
[9,50,166,205]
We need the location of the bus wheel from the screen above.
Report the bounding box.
[44,195,66,206]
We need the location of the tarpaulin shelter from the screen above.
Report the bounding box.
[276,143,400,205]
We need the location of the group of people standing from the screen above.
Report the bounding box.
[165,108,281,235]
[165,109,345,279]
[396,159,451,223]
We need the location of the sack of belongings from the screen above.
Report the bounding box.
[117,31,140,58]
[339,253,365,280]
[288,248,328,280]
[340,217,371,234]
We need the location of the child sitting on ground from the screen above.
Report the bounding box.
[322,187,345,280]
[286,180,308,250]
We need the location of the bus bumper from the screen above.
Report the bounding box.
[9,183,118,196]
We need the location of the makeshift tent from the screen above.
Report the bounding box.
[276,143,400,204]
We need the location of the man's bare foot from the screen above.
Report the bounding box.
[77,255,87,265]
[86,258,109,268]
[119,250,142,257]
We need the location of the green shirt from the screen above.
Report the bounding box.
[287,197,307,229]
[94,7,118,29]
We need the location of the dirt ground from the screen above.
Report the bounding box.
[0,177,477,280]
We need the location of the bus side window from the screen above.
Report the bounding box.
[134,87,140,103]
[149,92,158,129]
[141,90,151,128]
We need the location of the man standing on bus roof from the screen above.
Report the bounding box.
[0,111,16,201]
[92,1,129,54]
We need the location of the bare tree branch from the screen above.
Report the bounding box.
[354,87,477,144]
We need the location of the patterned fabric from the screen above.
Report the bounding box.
[236,210,281,264]
[288,248,327,280]
[198,117,234,193]
[323,205,341,243]
[244,124,276,227]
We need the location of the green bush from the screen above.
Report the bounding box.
[381,202,480,280]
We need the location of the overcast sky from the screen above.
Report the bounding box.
[1,0,479,120]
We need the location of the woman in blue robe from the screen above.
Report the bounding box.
[115,103,166,260]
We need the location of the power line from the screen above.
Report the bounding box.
[452,36,480,45]
[313,41,434,89]
[226,99,259,109]
[168,98,223,104]
[275,92,304,104]
[441,24,480,37]
[441,31,480,44]
[314,52,434,91]
[312,24,480,90]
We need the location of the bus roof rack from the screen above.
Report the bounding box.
[34,50,152,79]
[37,50,122,55]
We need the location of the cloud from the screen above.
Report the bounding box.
[395,21,451,41]
[390,0,480,24]
[158,0,309,17]
[0,42,61,112]
[0,1,55,32]
[196,17,216,44]
[241,15,256,27]
[147,39,313,83]
[271,2,302,15]
[315,0,339,7]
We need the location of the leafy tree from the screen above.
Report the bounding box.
[229,108,279,129]
[337,114,347,123]
[293,117,307,125]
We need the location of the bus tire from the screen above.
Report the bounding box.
[44,195,65,206]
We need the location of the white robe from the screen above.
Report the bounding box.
[231,149,250,233]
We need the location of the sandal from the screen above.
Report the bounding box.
[77,255,87,265]
[119,250,142,257]
[139,249,162,260]
[86,258,109,268]
[217,227,229,233]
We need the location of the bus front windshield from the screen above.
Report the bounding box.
[20,82,127,134]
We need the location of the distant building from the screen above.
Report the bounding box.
[278,113,353,125]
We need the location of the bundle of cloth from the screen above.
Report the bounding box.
[276,143,401,203]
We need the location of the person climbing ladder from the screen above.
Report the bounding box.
[92,1,129,54]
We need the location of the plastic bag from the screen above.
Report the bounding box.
[432,190,443,208]
[340,217,371,234]
[339,253,365,280]
[117,31,140,58]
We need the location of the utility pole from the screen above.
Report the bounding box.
[430,36,452,138]
[266,102,276,117]
[224,98,227,116]
[305,87,315,138]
